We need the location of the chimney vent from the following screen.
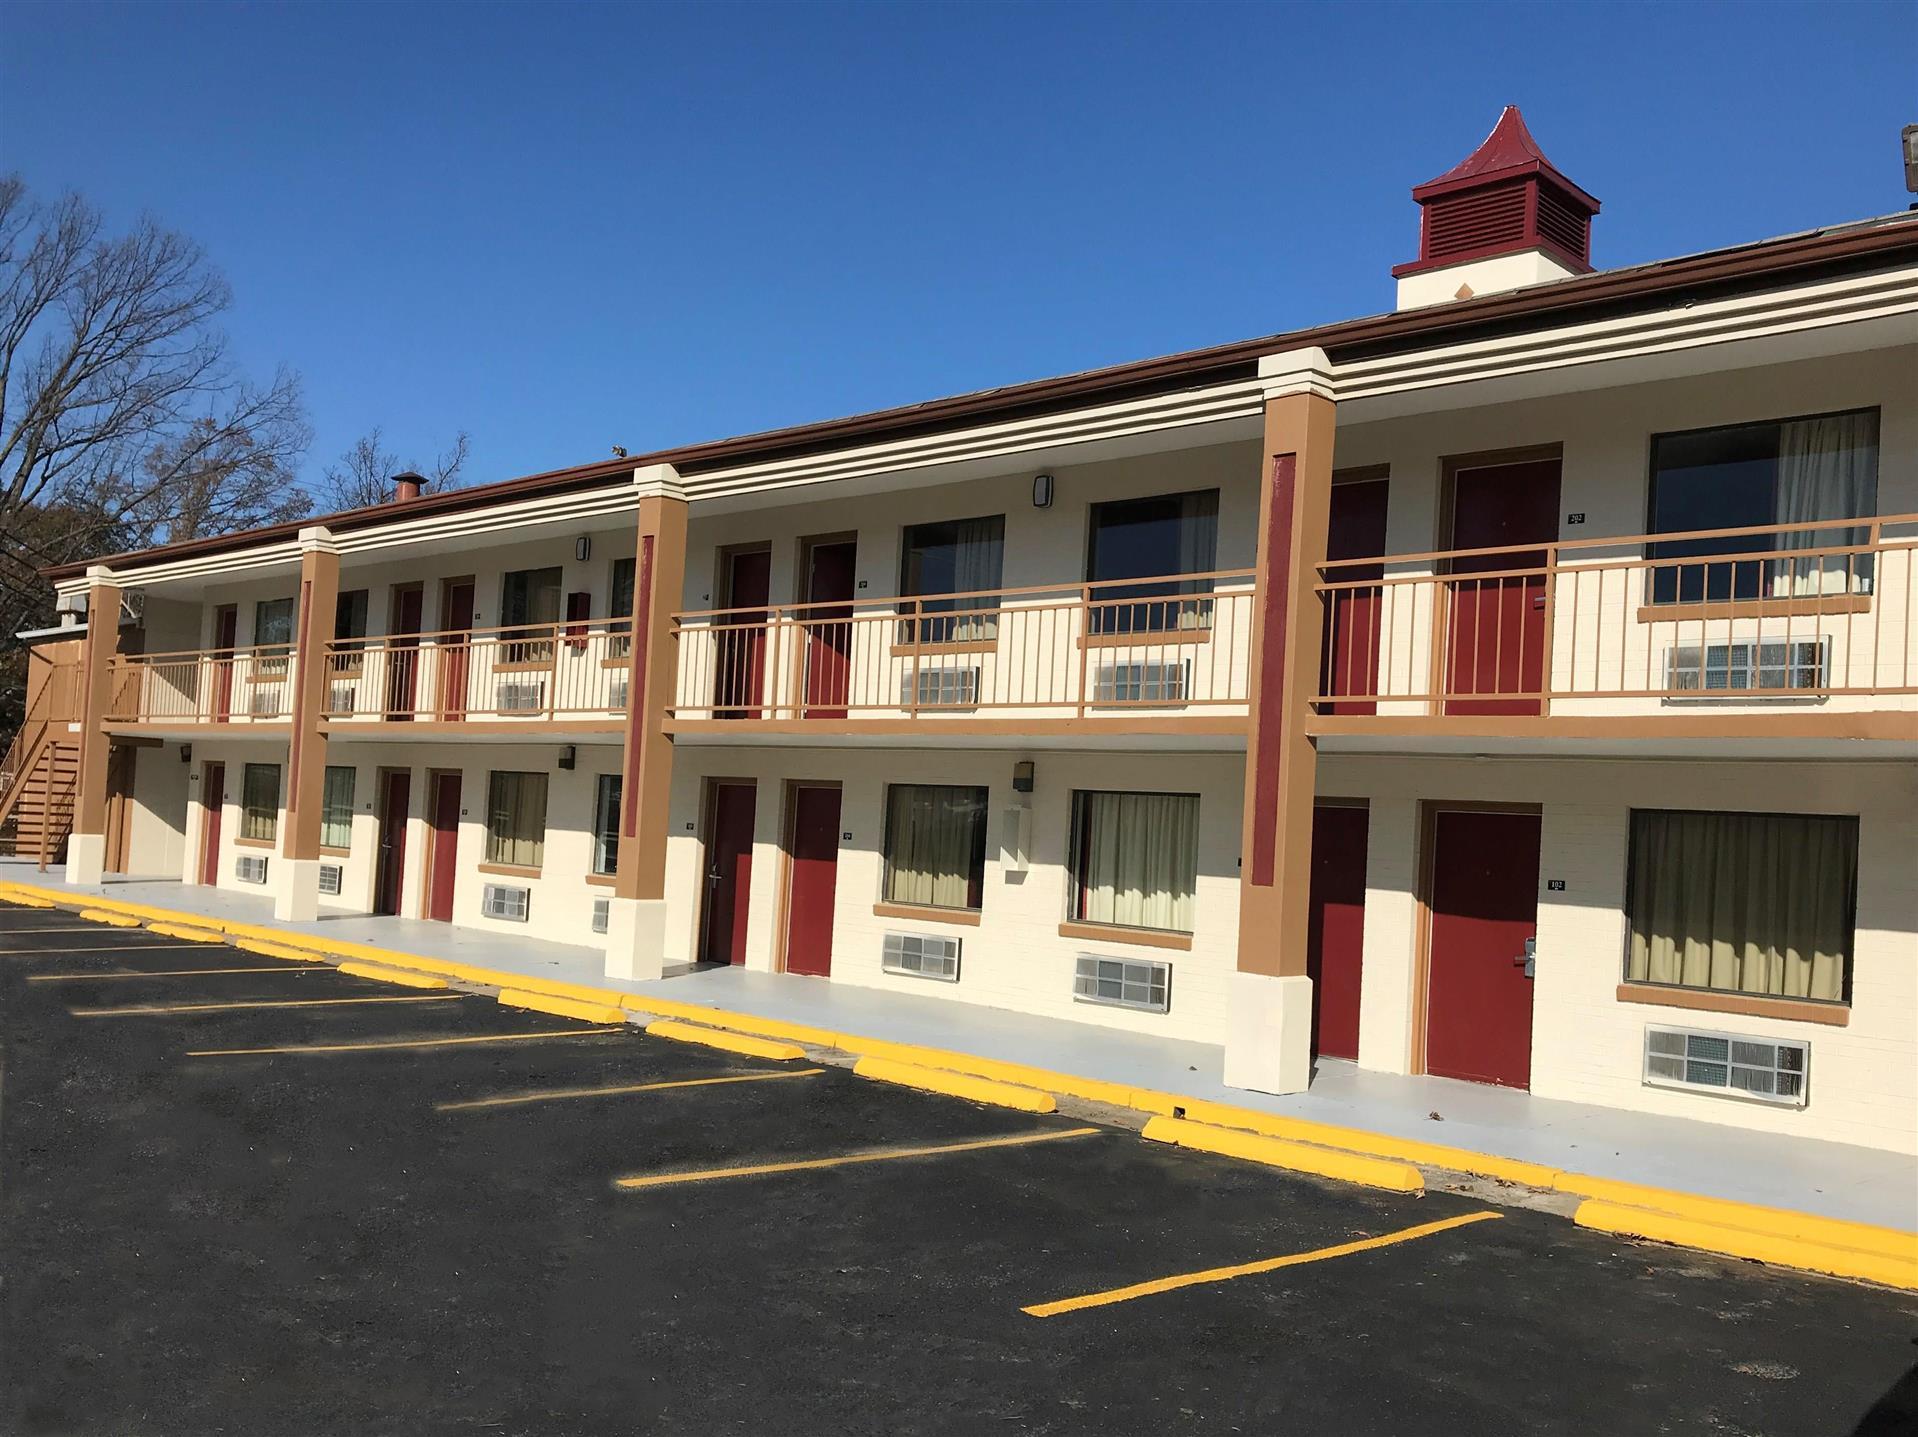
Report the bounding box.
[390,472,425,504]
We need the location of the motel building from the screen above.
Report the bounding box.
[5,109,1916,1160]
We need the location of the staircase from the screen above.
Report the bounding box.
[0,724,80,866]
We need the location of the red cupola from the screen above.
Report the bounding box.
[1392,107,1601,308]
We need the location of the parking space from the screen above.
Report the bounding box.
[2,900,1914,1436]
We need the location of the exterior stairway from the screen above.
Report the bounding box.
[0,726,80,865]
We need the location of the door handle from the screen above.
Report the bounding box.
[1513,936,1537,978]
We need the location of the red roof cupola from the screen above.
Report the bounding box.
[1392,106,1601,288]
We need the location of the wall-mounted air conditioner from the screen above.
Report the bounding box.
[497,682,546,714]
[592,897,610,934]
[235,854,269,884]
[1666,639,1827,696]
[608,676,630,711]
[901,667,980,708]
[248,689,283,717]
[1073,953,1170,1013]
[481,884,531,922]
[1643,1024,1809,1107]
[1093,659,1191,703]
[318,863,343,897]
[882,931,961,982]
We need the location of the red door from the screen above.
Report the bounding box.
[715,550,771,719]
[211,606,238,720]
[1307,803,1369,1060]
[373,770,411,916]
[1424,808,1542,1089]
[1444,458,1560,716]
[1320,479,1390,715]
[784,784,842,977]
[198,761,224,885]
[801,541,856,718]
[386,586,425,720]
[699,781,756,965]
[427,772,460,922]
[438,581,475,720]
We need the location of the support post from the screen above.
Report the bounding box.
[276,528,340,921]
[1226,349,1338,1094]
[606,465,690,980]
[66,569,123,887]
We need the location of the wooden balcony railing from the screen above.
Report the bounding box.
[1313,513,1917,717]
[106,646,296,724]
[322,616,634,722]
[670,570,1257,723]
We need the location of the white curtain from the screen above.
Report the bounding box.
[948,517,1004,641]
[884,785,985,908]
[1073,791,1200,932]
[486,771,548,869]
[1174,490,1219,628]
[1772,411,1878,596]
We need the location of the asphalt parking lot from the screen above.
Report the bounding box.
[1,900,1914,1436]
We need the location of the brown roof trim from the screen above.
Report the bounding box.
[49,212,1918,582]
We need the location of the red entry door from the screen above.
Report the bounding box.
[373,770,412,917]
[438,581,475,720]
[1444,458,1561,716]
[212,606,238,720]
[801,541,856,718]
[427,772,461,922]
[715,550,771,719]
[1424,808,1542,1089]
[784,784,842,977]
[386,586,425,720]
[1320,479,1390,715]
[1307,803,1369,1060]
[199,761,225,885]
[699,781,756,965]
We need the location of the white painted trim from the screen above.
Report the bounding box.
[1257,346,1336,403]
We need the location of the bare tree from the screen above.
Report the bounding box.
[315,424,472,512]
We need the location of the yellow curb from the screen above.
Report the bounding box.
[644,1019,806,1062]
[234,938,329,963]
[843,1036,1143,1112]
[1143,1116,1426,1195]
[145,923,228,944]
[853,1056,1058,1113]
[0,890,58,908]
[498,989,629,1024]
[78,908,143,928]
[619,994,842,1050]
[1559,1176,1918,1262]
[1574,1199,1918,1290]
[338,961,451,991]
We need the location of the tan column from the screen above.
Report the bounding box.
[66,568,124,886]
[275,528,340,921]
[1226,349,1337,1094]
[606,465,689,980]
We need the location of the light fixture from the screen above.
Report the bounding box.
[575,536,592,562]
[1012,760,1035,794]
[558,745,577,771]
[1032,474,1054,509]
[180,744,192,765]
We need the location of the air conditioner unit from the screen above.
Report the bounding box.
[1643,1024,1809,1107]
[1093,659,1192,703]
[235,854,269,884]
[592,897,610,934]
[318,863,343,897]
[1073,953,1171,1013]
[881,930,961,982]
[608,676,630,711]
[901,667,980,708]
[497,681,546,714]
[481,883,531,922]
[248,689,283,717]
[1666,639,1827,695]
[326,681,358,714]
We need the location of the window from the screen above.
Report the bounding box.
[882,784,989,910]
[899,515,1004,644]
[592,774,621,877]
[240,763,281,842]
[1069,790,1199,933]
[333,590,368,649]
[608,557,636,658]
[1647,409,1879,604]
[254,597,295,673]
[1625,809,1856,1004]
[1086,489,1219,634]
[485,771,548,869]
[500,567,563,662]
[320,766,356,851]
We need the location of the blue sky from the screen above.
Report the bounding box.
[3,0,1913,494]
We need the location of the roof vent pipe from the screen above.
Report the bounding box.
[390,472,425,504]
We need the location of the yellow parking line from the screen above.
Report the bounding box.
[73,994,465,1017]
[1021,1210,1504,1318]
[1,944,219,955]
[30,966,307,981]
[616,1125,1103,1191]
[188,1028,628,1057]
[437,1067,825,1112]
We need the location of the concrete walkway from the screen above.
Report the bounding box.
[11,860,1916,1233]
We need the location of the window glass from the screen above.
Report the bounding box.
[609,558,636,619]
[320,766,356,850]
[500,567,563,662]
[333,590,369,645]
[899,515,1005,643]
[882,784,989,910]
[1626,809,1855,1003]
[254,597,295,670]
[240,763,281,842]
[485,771,548,869]
[593,774,622,876]
[1069,790,1199,933]
[1086,489,1219,633]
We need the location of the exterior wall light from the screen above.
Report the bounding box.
[1012,760,1035,793]
[1032,474,1054,509]
[575,537,592,562]
[558,745,577,771]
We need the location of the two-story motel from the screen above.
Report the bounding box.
[7,110,1916,1156]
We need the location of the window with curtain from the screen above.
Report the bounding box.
[254,597,295,673]
[608,557,636,658]
[333,590,368,650]
[1625,809,1856,1004]
[1069,790,1200,933]
[485,770,549,869]
[500,567,563,661]
[1647,409,1879,604]
[240,763,281,842]
[899,515,1005,643]
[592,773,622,876]
[1086,489,1219,634]
[882,784,989,910]
[320,766,356,850]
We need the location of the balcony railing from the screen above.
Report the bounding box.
[322,617,633,722]
[669,570,1257,723]
[1313,513,1917,716]
[106,646,296,724]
